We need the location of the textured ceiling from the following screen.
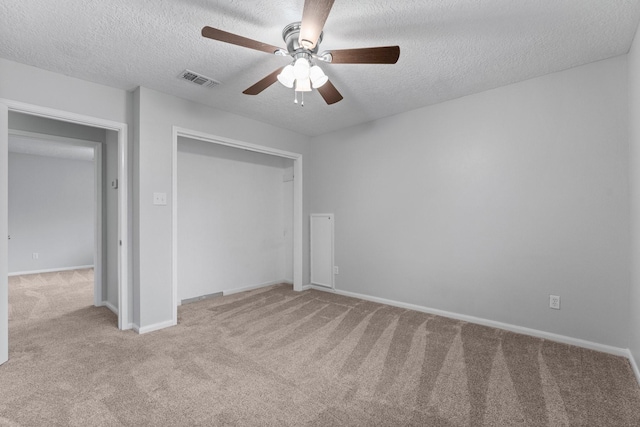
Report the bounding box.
[1,1,640,136]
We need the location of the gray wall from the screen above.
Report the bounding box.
[628,24,640,373]
[177,138,293,300]
[310,55,630,348]
[1,50,635,356]
[8,152,94,273]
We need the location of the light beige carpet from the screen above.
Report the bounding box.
[2,270,640,426]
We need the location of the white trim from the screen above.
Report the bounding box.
[8,129,102,147]
[310,213,335,289]
[293,156,303,292]
[171,126,304,327]
[222,279,290,297]
[8,265,95,276]
[1,100,126,132]
[94,141,103,307]
[309,285,630,358]
[133,319,176,335]
[103,300,118,315]
[116,118,129,331]
[174,127,303,160]
[1,98,130,331]
[628,349,640,386]
[171,127,178,328]
[1,102,8,365]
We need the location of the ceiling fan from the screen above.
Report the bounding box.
[201,0,400,106]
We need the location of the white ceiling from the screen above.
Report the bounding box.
[1,0,639,136]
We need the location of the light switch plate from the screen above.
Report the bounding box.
[153,192,167,205]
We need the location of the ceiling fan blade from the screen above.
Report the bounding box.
[242,67,285,95]
[202,26,282,54]
[317,80,343,105]
[299,0,335,49]
[328,46,400,64]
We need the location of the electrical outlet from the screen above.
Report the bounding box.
[334,266,339,275]
[549,295,560,310]
[153,192,167,205]
[32,252,39,260]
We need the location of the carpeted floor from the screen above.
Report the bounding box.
[2,270,640,426]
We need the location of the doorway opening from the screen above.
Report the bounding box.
[171,127,303,326]
[0,100,129,362]
[7,114,120,318]
[177,137,294,303]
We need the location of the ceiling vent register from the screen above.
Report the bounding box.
[179,69,220,88]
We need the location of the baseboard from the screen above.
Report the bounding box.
[101,301,118,315]
[308,285,630,359]
[307,284,333,291]
[181,292,223,305]
[133,319,176,335]
[222,279,290,297]
[8,265,94,276]
[628,349,640,386]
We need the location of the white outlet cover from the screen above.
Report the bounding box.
[153,192,167,206]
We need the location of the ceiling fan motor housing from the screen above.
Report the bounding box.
[282,22,323,56]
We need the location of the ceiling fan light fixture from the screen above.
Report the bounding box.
[293,57,311,80]
[295,78,312,92]
[201,0,400,106]
[310,65,328,88]
[277,64,295,88]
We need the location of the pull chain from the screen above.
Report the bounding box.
[293,90,305,107]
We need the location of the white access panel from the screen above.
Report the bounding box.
[310,213,334,289]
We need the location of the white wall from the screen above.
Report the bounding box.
[311,56,630,348]
[8,152,94,273]
[628,24,640,375]
[0,58,130,125]
[134,87,310,329]
[177,138,293,300]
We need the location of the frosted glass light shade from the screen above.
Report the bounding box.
[295,78,312,92]
[277,64,295,88]
[310,65,328,88]
[293,57,310,80]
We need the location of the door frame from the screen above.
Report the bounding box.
[0,99,130,333]
[171,126,303,326]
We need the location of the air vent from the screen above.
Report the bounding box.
[178,69,220,88]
